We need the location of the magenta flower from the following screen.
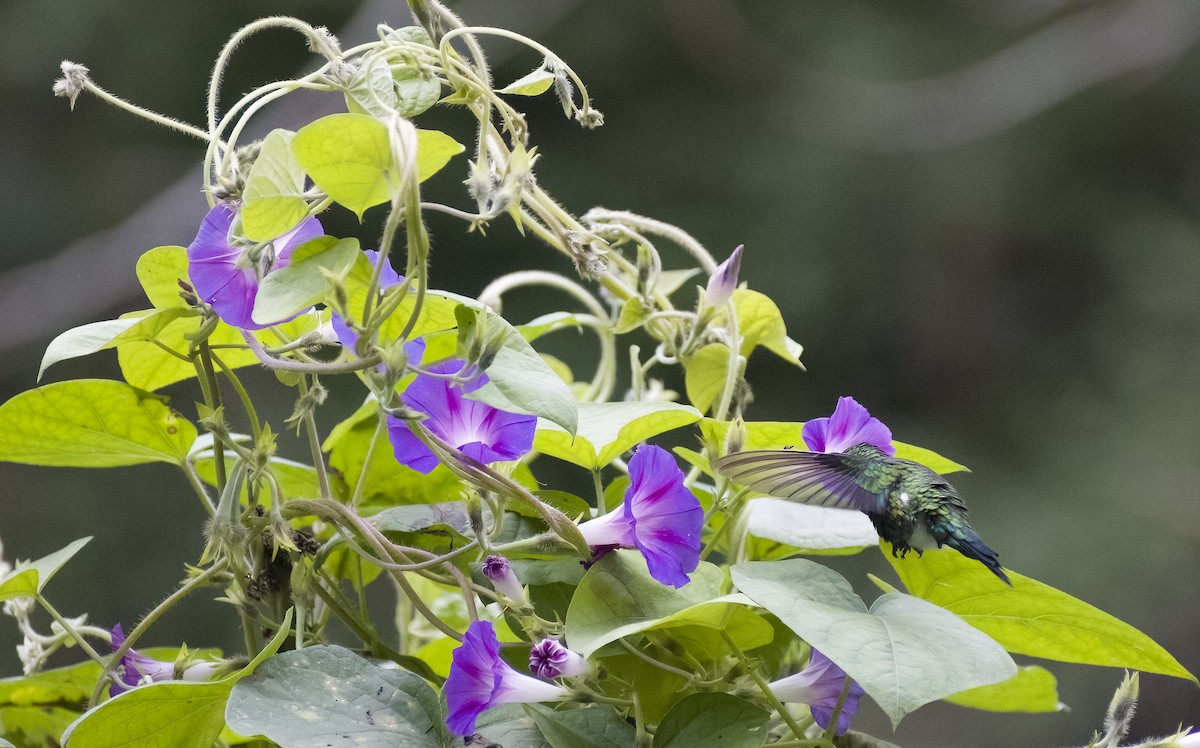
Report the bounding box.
[576,445,702,588]
[529,638,589,679]
[802,396,894,456]
[445,620,568,736]
[706,244,744,308]
[386,356,536,474]
[187,203,323,330]
[768,648,865,736]
[482,555,528,607]
[109,624,221,697]
[331,249,404,355]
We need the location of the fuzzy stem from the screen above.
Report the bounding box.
[87,560,229,707]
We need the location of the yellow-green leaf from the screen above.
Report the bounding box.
[535,401,701,470]
[726,289,802,366]
[0,538,90,603]
[136,246,191,309]
[891,442,970,474]
[251,237,360,325]
[499,67,556,96]
[415,129,465,182]
[945,666,1064,713]
[293,113,391,217]
[887,545,1197,681]
[116,315,258,392]
[241,129,309,242]
[684,344,730,415]
[0,380,195,467]
[614,296,650,334]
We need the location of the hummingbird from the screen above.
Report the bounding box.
[714,442,1011,584]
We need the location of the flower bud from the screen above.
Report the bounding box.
[529,638,590,679]
[482,555,528,607]
[724,417,746,456]
[705,244,743,308]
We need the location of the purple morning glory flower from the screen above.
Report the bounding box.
[768,648,865,736]
[331,249,405,355]
[187,203,323,330]
[802,396,894,456]
[386,356,536,474]
[482,555,528,607]
[576,444,703,588]
[529,638,589,679]
[445,620,568,736]
[706,244,744,308]
[109,624,221,697]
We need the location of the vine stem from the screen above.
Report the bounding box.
[617,639,693,680]
[210,350,262,444]
[291,499,466,641]
[34,598,107,670]
[180,459,218,516]
[721,631,809,742]
[298,377,333,502]
[591,468,607,515]
[822,676,854,742]
[240,330,382,373]
[350,417,386,508]
[583,208,717,272]
[76,79,213,142]
[206,16,322,133]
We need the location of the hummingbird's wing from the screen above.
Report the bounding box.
[713,449,887,514]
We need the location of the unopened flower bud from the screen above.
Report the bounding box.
[529,638,590,678]
[706,244,744,308]
[481,555,527,607]
[725,417,746,455]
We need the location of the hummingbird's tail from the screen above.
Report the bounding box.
[946,530,1012,586]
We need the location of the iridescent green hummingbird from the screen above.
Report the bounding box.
[714,397,1011,585]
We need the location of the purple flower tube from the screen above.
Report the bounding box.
[768,648,865,736]
[445,620,568,736]
[577,444,703,588]
[109,624,221,697]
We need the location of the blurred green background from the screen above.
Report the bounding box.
[1,0,1198,745]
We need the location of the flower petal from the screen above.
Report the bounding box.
[625,445,702,588]
[802,396,894,455]
[770,648,864,736]
[362,249,404,290]
[273,215,324,265]
[109,623,175,696]
[385,414,440,474]
[393,358,536,471]
[445,620,503,736]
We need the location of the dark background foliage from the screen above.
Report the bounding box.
[0,1,1197,745]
